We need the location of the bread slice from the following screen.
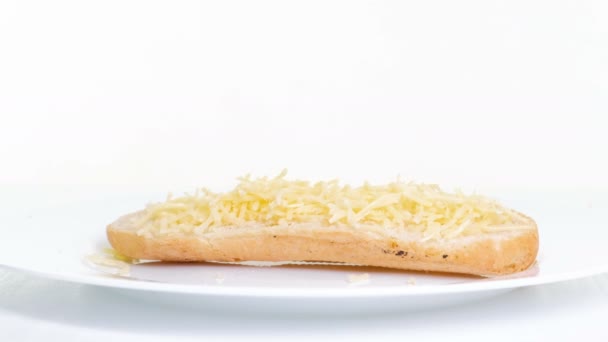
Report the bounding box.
[107,210,538,276]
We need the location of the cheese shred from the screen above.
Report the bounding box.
[133,170,533,239]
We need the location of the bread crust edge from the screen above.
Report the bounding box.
[107,214,538,276]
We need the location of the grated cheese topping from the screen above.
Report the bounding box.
[132,170,534,239]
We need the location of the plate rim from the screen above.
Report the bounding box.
[2,262,607,299]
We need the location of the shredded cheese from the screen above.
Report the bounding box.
[347,273,371,285]
[86,248,139,276]
[133,170,533,239]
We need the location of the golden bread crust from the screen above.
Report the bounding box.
[107,213,538,276]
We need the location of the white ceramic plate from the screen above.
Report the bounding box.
[1,186,607,314]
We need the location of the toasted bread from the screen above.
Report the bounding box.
[106,172,538,276]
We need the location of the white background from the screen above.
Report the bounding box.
[1,0,607,190]
[1,1,608,341]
